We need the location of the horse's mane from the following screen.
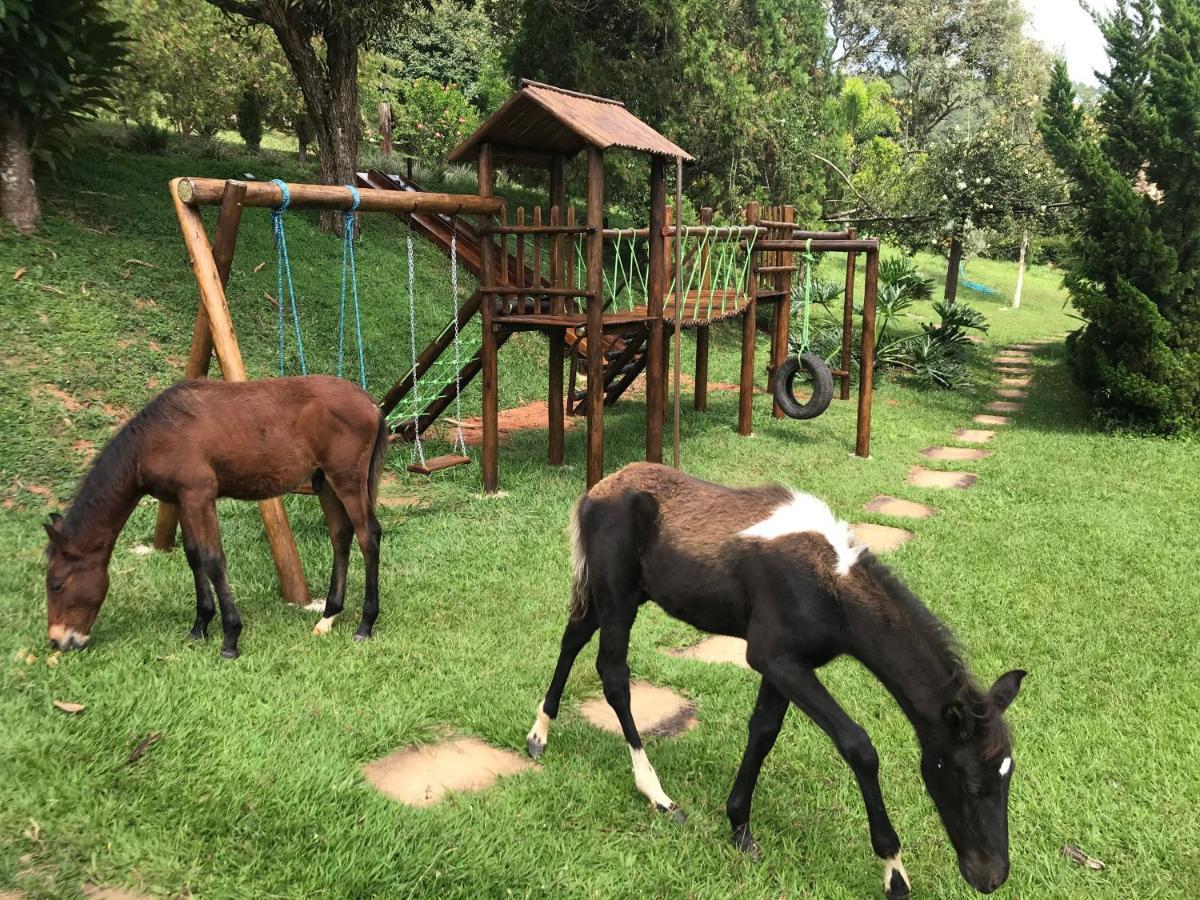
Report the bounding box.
[63,384,194,540]
[854,553,1011,758]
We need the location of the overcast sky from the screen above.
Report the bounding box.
[1022,0,1114,84]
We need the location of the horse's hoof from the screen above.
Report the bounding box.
[220,647,239,660]
[657,804,687,825]
[353,631,371,642]
[526,736,546,759]
[187,628,206,641]
[733,826,761,862]
[885,869,911,899]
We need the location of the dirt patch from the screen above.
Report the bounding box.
[995,388,1028,400]
[378,494,427,509]
[984,400,1023,413]
[863,496,936,519]
[973,414,1010,426]
[362,736,532,807]
[994,353,1031,363]
[920,446,992,462]
[447,400,577,447]
[580,681,697,738]
[666,635,751,669]
[851,523,914,553]
[33,384,82,412]
[83,886,152,900]
[995,365,1030,375]
[71,439,96,460]
[1001,376,1031,387]
[907,467,978,489]
[953,428,996,443]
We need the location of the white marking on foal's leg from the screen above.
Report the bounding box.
[882,852,911,897]
[629,746,683,820]
[311,615,337,636]
[302,599,327,613]
[526,701,551,758]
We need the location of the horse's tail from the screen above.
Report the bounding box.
[568,494,590,621]
[367,412,389,510]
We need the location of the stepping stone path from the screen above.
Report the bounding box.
[851,522,914,553]
[953,428,995,443]
[996,366,1030,376]
[580,682,697,738]
[920,446,992,462]
[985,400,1023,413]
[908,466,978,489]
[864,495,937,518]
[1002,376,1031,387]
[995,351,1031,361]
[995,388,1028,400]
[667,635,751,669]
[363,736,533,807]
[974,414,1011,425]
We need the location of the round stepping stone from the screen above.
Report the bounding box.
[965,334,987,345]
[994,356,1031,365]
[995,388,1028,400]
[908,466,978,489]
[973,414,1010,425]
[1001,376,1031,387]
[984,400,1023,413]
[851,522,914,553]
[920,446,992,462]
[953,428,995,443]
[580,682,697,737]
[363,736,533,807]
[996,364,1030,373]
[864,495,936,518]
[666,635,750,669]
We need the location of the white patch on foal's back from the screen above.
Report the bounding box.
[739,491,864,575]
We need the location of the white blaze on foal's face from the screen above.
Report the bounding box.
[739,491,865,575]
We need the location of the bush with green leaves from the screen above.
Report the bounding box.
[237,86,266,151]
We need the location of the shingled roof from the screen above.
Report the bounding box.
[448,80,692,163]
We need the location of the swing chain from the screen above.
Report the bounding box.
[271,179,307,376]
[405,217,426,466]
[798,237,815,354]
[338,185,368,388]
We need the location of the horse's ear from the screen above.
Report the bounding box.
[44,514,67,548]
[989,669,1027,712]
[941,702,973,741]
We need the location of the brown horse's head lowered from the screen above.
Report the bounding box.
[44,512,108,650]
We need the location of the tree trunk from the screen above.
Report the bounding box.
[1012,228,1028,309]
[1,112,40,234]
[944,236,963,305]
[297,136,307,163]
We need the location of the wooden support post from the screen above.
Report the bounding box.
[694,326,709,411]
[548,155,567,465]
[478,144,500,493]
[154,179,247,551]
[661,204,674,424]
[738,202,760,436]
[841,226,857,401]
[672,157,684,469]
[645,156,667,462]
[168,178,310,607]
[585,146,605,487]
[856,248,878,458]
[769,205,794,418]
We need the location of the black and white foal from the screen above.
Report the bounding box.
[527,463,1024,897]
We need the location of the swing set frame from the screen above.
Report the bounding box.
[154,176,503,606]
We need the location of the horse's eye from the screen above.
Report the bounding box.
[49,581,64,593]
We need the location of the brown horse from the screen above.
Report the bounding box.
[44,375,389,658]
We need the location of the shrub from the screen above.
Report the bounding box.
[236,86,265,151]
[128,122,171,153]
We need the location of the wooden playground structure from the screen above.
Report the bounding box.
[158,80,879,605]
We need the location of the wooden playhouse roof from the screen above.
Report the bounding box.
[448,80,693,163]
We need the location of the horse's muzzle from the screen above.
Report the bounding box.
[48,630,89,651]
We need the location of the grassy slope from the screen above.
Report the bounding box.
[1,137,1197,899]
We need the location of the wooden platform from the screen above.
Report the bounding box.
[407,454,471,475]
[630,289,751,327]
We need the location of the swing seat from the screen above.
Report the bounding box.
[407,454,471,475]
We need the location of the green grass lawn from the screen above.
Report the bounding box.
[1,135,1197,899]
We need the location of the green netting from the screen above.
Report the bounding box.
[384,325,483,425]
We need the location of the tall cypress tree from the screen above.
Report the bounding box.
[1040,3,1200,433]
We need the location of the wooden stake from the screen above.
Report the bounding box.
[477,144,500,493]
[168,178,310,607]
[548,165,566,466]
[738,202,759,437]
[585,147,606,487]
[672,156,684,469]
[856,248,879,458]
[154,179,246,550]
[841,226,857,401]
[645,156,667,462]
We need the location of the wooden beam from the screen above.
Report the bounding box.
[168,178,310,608]
[752,239,880,253]
[738,202,760,437]
[154,180,247,551]
[177,177,503,216]
[585,147,605,487]
[548,157,567,466]
[856,248,878,458]
[477,144,500,493]
[841,226,857,401]
[645,156,667,462]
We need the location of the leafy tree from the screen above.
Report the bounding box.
[1041,0,1200,432]
[237,85,266,150]
[204,0,422,229]
[830,0,1040,149]
[0,0,128,233]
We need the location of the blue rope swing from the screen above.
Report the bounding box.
[338,185,367,387]
[271,179,307,375]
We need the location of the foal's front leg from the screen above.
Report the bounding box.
[182,540,217,640]
[763,657,909,898]
[726,677,789,860]
[178,495,243,659]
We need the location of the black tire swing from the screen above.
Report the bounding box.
[773,238,834,420]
